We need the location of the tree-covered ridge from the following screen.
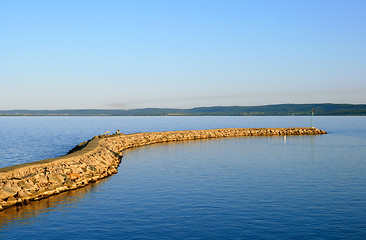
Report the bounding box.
[1,104,366,116]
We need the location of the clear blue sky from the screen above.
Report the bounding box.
[1,0,365,109]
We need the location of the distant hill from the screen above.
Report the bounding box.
[1,104,366,116]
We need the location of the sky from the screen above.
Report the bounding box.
[1,0,365,110]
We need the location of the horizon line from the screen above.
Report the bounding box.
[1,103,366,111]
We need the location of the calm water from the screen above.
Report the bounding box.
[0,116,365,239]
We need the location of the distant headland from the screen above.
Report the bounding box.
[1,104,366,116]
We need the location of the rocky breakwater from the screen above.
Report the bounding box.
[0,127,326,212]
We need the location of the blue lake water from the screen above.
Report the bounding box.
[0,116,366,239]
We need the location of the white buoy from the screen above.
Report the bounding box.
[284,135,287,143]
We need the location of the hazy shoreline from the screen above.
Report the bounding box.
[1,104,366,116]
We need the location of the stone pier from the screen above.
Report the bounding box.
[0,127,327,212]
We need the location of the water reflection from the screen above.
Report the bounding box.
[0,178,109,229]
